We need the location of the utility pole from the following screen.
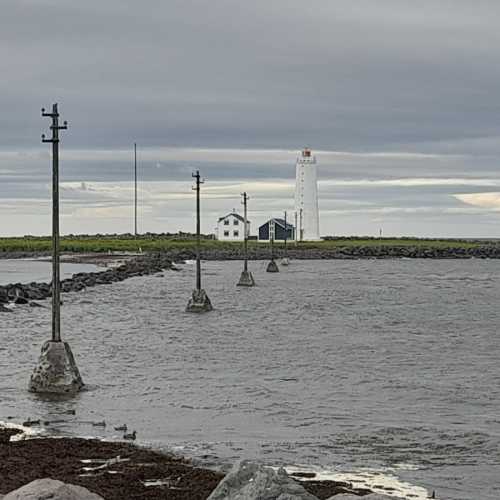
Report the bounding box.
[281,210,289,265]
[295,211,298,246]
[194,170,202,291]
[266,219,279,272]
[134,142,138,236]
[29,103,84,394]
[42,104,67,343]
[237,192,255,286]
[186,170,213,312]
[299,208,303,242]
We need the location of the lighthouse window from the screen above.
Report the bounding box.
[224,220,229,225]
[224,231,229,237]
[233,230,239,237]
[234,219,239,225]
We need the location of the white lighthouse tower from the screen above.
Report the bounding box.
[295,148,320,241]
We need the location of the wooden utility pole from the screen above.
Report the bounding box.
[186,171,213,311]
[299,208,303,242]
[237,192,255,286]
[193,170,202,291]
[42,103,67,343]
[295,211,298,245]
[242,192,249,273]
[284,211,288,254]
[266,219,279,272]
[29,103,84,394]
[282,210,289,265]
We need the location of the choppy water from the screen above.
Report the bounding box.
[1,259,500,500]
[0,259,103,286]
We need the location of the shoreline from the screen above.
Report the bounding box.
[2,247,500,309]
[0,428,375,499]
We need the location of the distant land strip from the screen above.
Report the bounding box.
[1,234,500,260]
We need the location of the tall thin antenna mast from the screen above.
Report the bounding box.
[134,142,137,236]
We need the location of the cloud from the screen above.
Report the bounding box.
[2,2,500,237]
[454,192,500,210]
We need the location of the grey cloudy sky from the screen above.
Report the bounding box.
[2,0,500,237]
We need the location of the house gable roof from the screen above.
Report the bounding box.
[258,218,295,230]
[218,213,247,223]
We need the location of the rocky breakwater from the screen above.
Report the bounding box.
[0,254,173,311]
[163,243,500,261]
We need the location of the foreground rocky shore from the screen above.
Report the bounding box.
[0,429,391,499]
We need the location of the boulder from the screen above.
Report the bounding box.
[3,478,104,499]
[207,460,318,500]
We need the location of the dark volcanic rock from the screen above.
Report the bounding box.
[0,253,173,310]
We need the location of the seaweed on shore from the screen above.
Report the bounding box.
[0,431,371,499]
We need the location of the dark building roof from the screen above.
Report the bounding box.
[218,213,246,223]
[259,218,294,230]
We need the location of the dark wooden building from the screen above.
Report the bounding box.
[258,218,295,241]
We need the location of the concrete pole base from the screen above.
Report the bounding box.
[281,258,290,266]
[186,288,213,313]
[29,340,84,394]
[266,260,280,273]
[237,270,255,287]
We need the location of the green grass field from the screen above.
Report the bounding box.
[0,235,490,253]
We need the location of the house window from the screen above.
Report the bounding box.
[224,231,229,237]
[233,230,239,237]
[224,220,229,225]
[234,219,239,225]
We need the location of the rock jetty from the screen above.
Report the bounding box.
[161,243,500,261]
[0,253,173,310]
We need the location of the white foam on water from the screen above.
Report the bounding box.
[0,421,42,441]
[284,464,430,500]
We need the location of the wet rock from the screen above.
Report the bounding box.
[0,305,13,313]
[327,495,402,500]
[3,478,104,500]
[0,253,174,309]
[207,460,318,500]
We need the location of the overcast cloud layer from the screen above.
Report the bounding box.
[2,0,500,237]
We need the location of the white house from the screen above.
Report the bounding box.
[216,213,250,241]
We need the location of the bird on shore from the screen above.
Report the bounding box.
[114,424,127,432]
[123,430,136,440]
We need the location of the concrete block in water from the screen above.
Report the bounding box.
[266,259,279,273]
[186,288,213,313]
[3,478,104,499]
[29,341,84,394]
[208,460,317,500]
[237,270,255,287]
